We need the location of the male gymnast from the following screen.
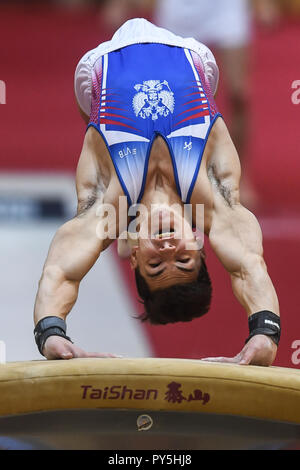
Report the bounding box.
[33,19,281,365]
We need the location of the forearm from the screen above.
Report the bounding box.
[34,216,104,325]
[34,266,79,324]
[231,254,280,317]
[209,203,280,319]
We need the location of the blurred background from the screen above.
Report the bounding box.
[0,0,299,367]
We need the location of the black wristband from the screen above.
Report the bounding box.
[245,310,281,346]
[34,316,72,356]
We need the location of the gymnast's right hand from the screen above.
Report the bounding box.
[42,335,120,360]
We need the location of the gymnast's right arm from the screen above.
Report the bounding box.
[33,215,110,360]
[33,132,119,360]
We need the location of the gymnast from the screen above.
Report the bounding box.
[33,19,280,365]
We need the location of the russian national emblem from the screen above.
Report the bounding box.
[132,80,175,121]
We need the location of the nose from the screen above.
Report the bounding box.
[159,241,176,253]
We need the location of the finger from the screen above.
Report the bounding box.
[201,356,237,363]
[70,348,123,359]
[238,349,254,365]
[46,341,74,360]
[56,340,75,360]
[85,352,123,358]
[201,357,221,362]
[45,348,73,360]
[60,351,74,360]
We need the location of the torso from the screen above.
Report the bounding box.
[85,115,233,237]
[87,43,221,210]
[140,132,215,234]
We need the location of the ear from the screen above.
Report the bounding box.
[129,246,139,270]
[200,247,206,261]
[117,238,132,259]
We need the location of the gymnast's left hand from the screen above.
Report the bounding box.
[201,334,277,366]
[42,335,121,360]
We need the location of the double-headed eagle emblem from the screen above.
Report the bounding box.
[132,80,175,121]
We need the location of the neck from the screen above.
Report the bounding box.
[140,182,183,211]
[127,189,194,245]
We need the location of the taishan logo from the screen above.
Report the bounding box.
[81,381,210,405]
[81,384,158,401]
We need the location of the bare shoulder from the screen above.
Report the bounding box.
[205,117,242,207]
[190,117,241,231]
[77,127,123,196]
[80,126,114,178]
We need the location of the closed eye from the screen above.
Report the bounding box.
[149,262,161,268]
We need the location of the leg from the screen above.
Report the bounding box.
[218,46,249,163]
[218,45,258,209]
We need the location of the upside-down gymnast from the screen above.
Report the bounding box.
[33,19,281,365]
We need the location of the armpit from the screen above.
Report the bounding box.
[77,193,98,216]
[207,163,237,207]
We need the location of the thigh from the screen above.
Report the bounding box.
[218,46,250,99]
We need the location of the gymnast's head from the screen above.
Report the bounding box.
[126,205,212,324]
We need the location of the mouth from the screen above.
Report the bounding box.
[150,207,177,239]
[153,228,175,240]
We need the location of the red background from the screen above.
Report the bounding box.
[1,4,299,367]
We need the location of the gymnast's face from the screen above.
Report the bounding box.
[130,207,203,290]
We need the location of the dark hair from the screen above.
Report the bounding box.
[134,259,212,324]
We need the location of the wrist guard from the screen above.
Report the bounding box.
[34,316,72,356]
[245,310,281,346]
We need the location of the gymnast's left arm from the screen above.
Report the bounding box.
[201,118,280,366]
[207,199,280,366]
[202,137,280,366]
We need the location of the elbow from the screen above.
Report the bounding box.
[248,253,266,270]
[38,265,79,309]
[40,264,67,286]
[237,254,266,280]
[39,264,79,294]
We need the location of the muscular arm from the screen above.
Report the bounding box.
[205,119,279,365]
[33,199,118,359]
[207,121,279,316]
[34,207,107,324]
[209,193,279,317]
[33,129,121,359]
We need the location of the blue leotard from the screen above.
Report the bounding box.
[87,42,221,206]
